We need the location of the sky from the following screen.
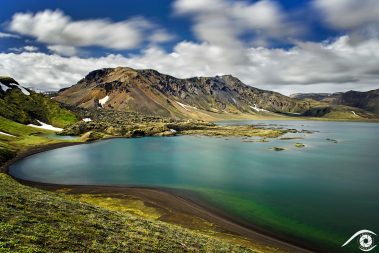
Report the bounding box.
[1,0,379,95]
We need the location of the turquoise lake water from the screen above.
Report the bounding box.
[9,120,379,252]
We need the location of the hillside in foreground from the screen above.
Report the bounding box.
[0,173,256,253]
[0,76,77,127]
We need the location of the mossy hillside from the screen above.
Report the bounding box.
[0,88,77,127]
[302,103,377,119]
[76,193,289,253]
[0,142,16,165]
[0,173,254,253]
[59,109,289,139]
[0,116,80,167]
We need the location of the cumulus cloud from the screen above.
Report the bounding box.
[47,45,77,56]
[23,46,39,52]
[1,35,378,94]
[314,0,379,30]
[148,29,176,44]
[8,9,174,54]
[173,0,302,49]
[1,2,378,95]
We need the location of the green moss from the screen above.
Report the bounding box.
[294,143,305,148]
[0,89,77,127]
[0,116,81,167]
[0,146,16,164]
[0,173,253,252]
[77,194,163,220]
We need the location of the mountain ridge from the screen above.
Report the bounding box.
[291,89,379,114]
[56,66,379,120]
[56,67,312,120]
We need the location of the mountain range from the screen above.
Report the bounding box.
[1,68,379,126]
[55,67,378,120]
[291,89,379,115]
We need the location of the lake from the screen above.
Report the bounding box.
[9,120,379,252]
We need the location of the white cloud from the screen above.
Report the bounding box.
[9,46,39,53]
[173,0,302,49]
[149,29,176,43]
[8,9,174,55]
[23,46,38,52]
[0,32,20,39]
[1,35,378,95]
[314,0,379,30]
[47,45,77,56]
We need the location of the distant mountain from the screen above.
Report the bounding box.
[291,89,379,114]
[56,67,313,120]
[0,76,76,127]
[290,93,338,101]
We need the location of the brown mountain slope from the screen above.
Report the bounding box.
[55,67,311,119]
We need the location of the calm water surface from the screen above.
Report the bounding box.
[10,120,379,252]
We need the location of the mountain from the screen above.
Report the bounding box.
[290,93,339,101]
[0,76,77,127]
[291,89,379,115]
[56,67,314,120]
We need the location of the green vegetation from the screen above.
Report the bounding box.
[0,114,285,253]
[0,88,76,128]
[302,102,377,119]
[0,142,16,165]
[294,143,305,148]
[59,109,289,139]
[0,173,254,252]
[0,116,80,167]
[179,124,286,138]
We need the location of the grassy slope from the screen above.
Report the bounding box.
[0,89,77,128]
[0,116,80,165]
[301,99,378,120]
[0,174,253,253]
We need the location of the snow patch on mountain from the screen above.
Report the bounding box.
[11,83,30,95]
[0,131,15,137]
[176,101,197,111]
[250,104,268,112]
[0,81,30,95]
[28,120,63,131]
[0,83,10,92]
[99,95,109,108]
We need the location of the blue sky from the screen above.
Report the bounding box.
[1,0,379,94]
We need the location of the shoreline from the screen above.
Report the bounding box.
[2,139,316,253]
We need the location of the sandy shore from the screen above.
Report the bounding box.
[3,140,316,253]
